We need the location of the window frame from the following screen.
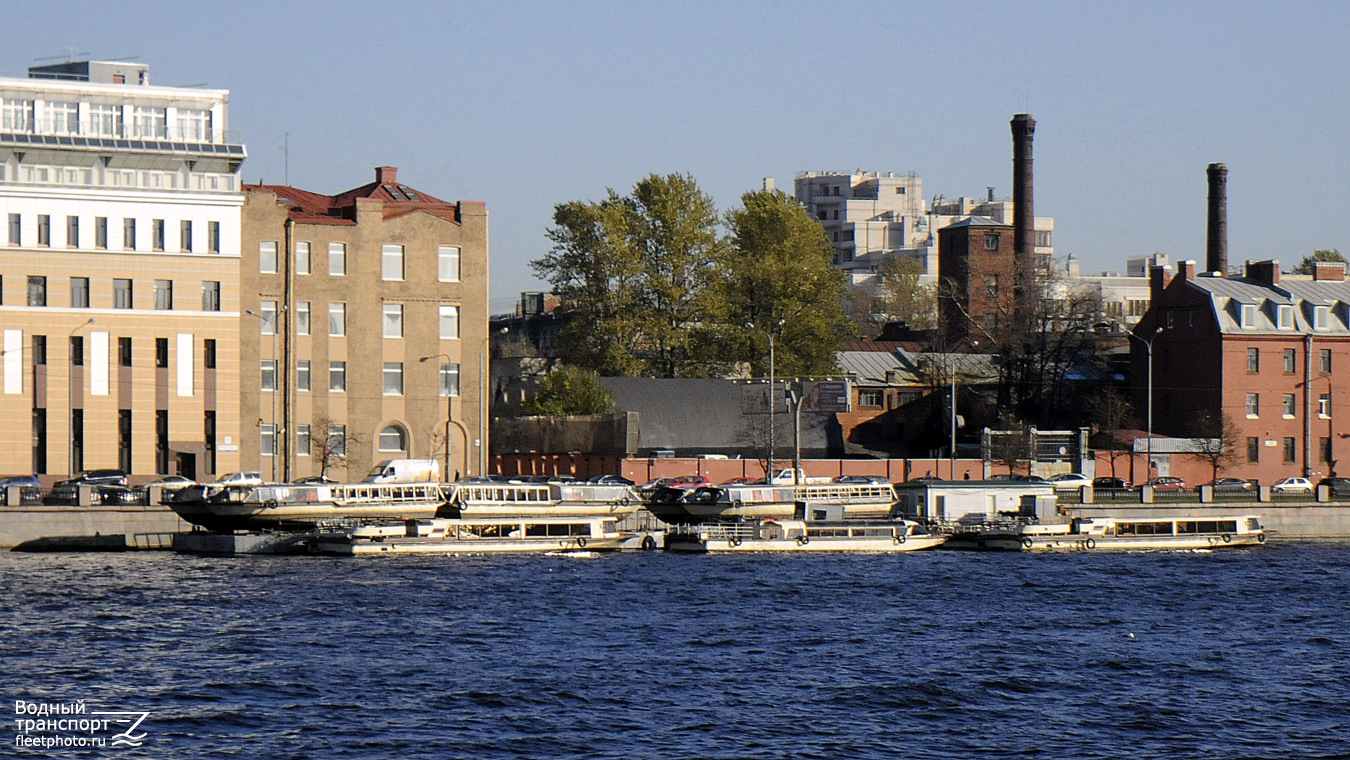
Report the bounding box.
[438,245,461,282]
[328,242,346,276]
[382,244,405,281]
[439,305,459,340]
[383,303,404,338]
[329,302,346,337]
[383,362,404,396]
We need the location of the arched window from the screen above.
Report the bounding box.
[378,424,407,452]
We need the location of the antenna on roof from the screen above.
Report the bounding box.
[34,49,91,62]
[279,132,289,185]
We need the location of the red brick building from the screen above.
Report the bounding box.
[937,217,1017,347]
[1134,258,1350,483]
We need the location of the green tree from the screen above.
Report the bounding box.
[874,255,937,331]
[533,173,727,377]
[524,366,616,416]
[1292,248,1346,275]
[720,189,850,376]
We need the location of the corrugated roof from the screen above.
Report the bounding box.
[1184,275,1350,336]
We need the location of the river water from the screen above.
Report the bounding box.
[2,543,1347,758]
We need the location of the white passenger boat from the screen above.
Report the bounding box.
[988,514,1268,551]
[310,516,656,555]
[647,483,898,523]
[169,482,448,532]
[665,518,946,553]
[446,482,642,518]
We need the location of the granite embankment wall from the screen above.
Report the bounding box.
[0,506,189,549]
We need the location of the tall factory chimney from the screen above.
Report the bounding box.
[1206,163,1228,275]
[1011,114,1036,306]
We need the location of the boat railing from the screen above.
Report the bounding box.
[670,522,757,540]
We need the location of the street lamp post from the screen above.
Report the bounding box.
[1128,326,1164,485]
[419,353,453,482]
[748,319,785,481]
[246,309,278,483]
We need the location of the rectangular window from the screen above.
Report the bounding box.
[1240,304,1257,328]
[296,425,311,457]
[208,221,220,253]
[32,408,46,475]
[155,410,168,475]
[32,335,47,365]
[120,409,134,474]
[329,302,346,336]
[1247,348,1259,373]
[259,241,278,274]
[1321,437,1333,464]
[123,218,136,249]
[383,303,403,338]
[154,280,173,310]
[438,246,461,282]
[859,390,884,407]
[201,281,220,311]
[70,336,84,366]
[95,217,107,249]
[66,216,79,247]
[27,276,46,306]
[1315,305,1330,330]
[1320,349,1332,373]
[439,305,459,340]
[259,300,278,335]
[260,424,276,457]
[205,410,217,475]
[261,360,277,391]
[297,360,311,392]
[1277,304,1294,329]
[1283,394,1296,418]
[155,337,169,368]
[295,242,311,275]
[1283,437,1297,464]
[984,232,999,251]
[985,274,999,297]
[114,279,133,309]
[1246,393,1259,418]
[296,301,311,335]
[37,214,50,246]
[1320,393,1332,418]
[1284,348,1296,373]
[329,361,346,392]
[152,219,165,251]
[71,409,83,473]
[204,339,216,370]
[1247,437,1260,463]
[383,362,404,395]
[7,214,18,245]
[329,243,346,275]
[439,363,460,397]
[180,220,192,252]
[382,244,404,281]
[118,337,132,367]
[70,277,89,308]
[328,424,347,457]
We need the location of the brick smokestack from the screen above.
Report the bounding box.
[1206,163,1228,275]
[1011,114,1035,313]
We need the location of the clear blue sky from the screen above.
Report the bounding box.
[9,1,1350,314]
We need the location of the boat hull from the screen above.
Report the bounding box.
[989,533,1267,551]
[312,535,645,555]
[666,533,947,553]
[169,483,448,532]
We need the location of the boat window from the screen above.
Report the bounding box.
[525,523,549,537]
[1245,518,1260,531]
[1218,520,1238,533]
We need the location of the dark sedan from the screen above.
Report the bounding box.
[1092,477,1132,491]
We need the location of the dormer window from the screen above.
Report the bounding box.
[1314,305,1330,330]
[1240,304,1257,329]
[1277,304,1294,329]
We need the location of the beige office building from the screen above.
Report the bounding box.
[240,167,488,482]
[0,60,245,482]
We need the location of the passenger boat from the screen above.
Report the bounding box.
[664,518,946,553]
[446,482,642,518]
[981,514,1268,551]
[309,516,657,555]
[646,482,898,523]
[168,482,448,532]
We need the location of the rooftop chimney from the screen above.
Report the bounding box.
[1244,259,1280,286]
[375,166,398,185]
[1150,264,1173,303]
[1011,114,1035,292]
[1206,163,1228,275]
[1313,260,1347,282]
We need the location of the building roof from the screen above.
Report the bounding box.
[1183,274,1350,336]
[941,216,1011,230]
[836,348,999,387]
[245,166,472,225]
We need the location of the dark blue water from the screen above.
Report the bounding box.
[2,544,1348,758]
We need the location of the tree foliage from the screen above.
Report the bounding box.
[874,255,937,331]
[1188,410,1242,482]
[524,366,616,416]
[1292,248,1346,275]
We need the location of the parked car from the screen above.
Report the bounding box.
[1318,477,1350,497]
[989,473,1050,484]
[216,471,263,486]
[638,477,678,497]
[719,477,763,486]
[833,475,891,485]
[1048,473,1093,490]
[43,470,133,505]
[1092,476,1132,491]
[587,475,635,486]
[0,474,42,505]
[1208,477,1255,492]
[296,475,337,485]
[1272,476,1314,494]
[1146,477,1187,493]
[667,475,710,490]
[133,475,197,503]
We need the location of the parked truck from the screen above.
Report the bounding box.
[768,468,830,486]
[363,459,440,484]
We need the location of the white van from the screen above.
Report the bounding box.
[363,459,440,484]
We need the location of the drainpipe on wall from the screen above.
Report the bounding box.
[1304,333,1314,478]
[282,217,294,482]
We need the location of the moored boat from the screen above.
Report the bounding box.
[647,482,898,523]
[310,515,656,555]
[976,514,1268,551]
[446,482,641,518]
[665,518,946,553]
[168,482,448,532]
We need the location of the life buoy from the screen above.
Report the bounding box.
[896,533,907,545]
[1021,537,1033,549]
[796,535,809,546]
[1257,533,1267,543]
[577,537,588,548]
[641,535,657,551]
[621,496,632,507]
[729,537,742,548]
[1221,533,1231,544]
[1084,538,1096,550]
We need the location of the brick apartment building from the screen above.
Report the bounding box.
[937,216,1017,347]
[1134,259,1350,483]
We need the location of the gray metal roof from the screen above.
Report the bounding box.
[836,349,999,387]
[1184,275,1350,336]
